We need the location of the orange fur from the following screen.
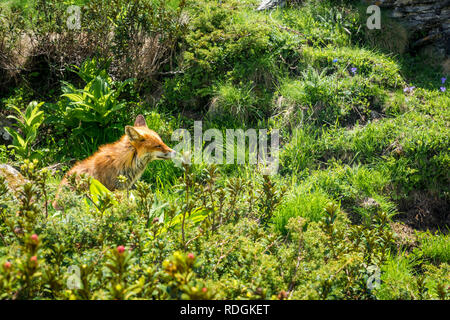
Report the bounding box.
[53,115,175,209]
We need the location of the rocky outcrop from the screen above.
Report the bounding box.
[373,0,450,55]
[258,0,449,70]
[0,164,28,196]
[258,0,449,56]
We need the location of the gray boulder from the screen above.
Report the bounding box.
[0,164,28,196]
[257,0,286,11]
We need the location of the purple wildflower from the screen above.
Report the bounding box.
[440,87,446,92]
[403,86,415,93]
[350,67,357,75]
[332,58,338,63]
[441,77,447,84]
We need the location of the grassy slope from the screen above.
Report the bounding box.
[0,0,449,299]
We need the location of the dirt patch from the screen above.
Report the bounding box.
[396,191,450,234]
[390,221,418,251]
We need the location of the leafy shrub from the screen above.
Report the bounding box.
[162,0,282,113]
[0,0,187,95]
[44,58,134,157]
[0,154,448,300]
[59,68,133,137]
[4,101,45,159]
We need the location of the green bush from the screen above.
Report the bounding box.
[162,0,284,114]
[4,160,443,300]
[4,101,45,160]
[59,68,133,137]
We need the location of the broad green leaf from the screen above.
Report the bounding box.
[62,93,85,102]
[84,178,118,210]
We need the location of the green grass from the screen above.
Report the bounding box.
[0,0,449,300]
[274,186,332,234]
[375,253,418,300]
[418,232,450,264]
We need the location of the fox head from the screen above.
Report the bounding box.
[125,115,176,161]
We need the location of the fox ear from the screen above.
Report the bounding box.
[125,126,143,141]
[134,114,147,127]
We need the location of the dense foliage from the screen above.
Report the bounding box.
[0,0,448,300]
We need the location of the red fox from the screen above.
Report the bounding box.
[53,115,176,209]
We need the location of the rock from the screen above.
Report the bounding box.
[391,9,405,18]
[362,197,380,209]
[412,33,440,48]
[375,0,450,55]
[256,0,286,11]
[0,118,13,146]
[0,164,28,196]
[403,5,434,13]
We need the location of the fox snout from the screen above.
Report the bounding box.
[154,149,176,160]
